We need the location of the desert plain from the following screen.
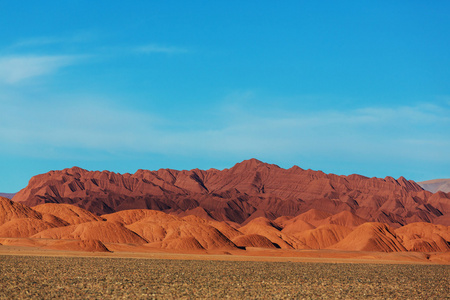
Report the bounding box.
[1,247,449,299]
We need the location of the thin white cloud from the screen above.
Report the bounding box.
[134,44,188,54]
[12,37,72,48]
[1,93,449,167]
[0,55,81,84]
[0,98,162,156]
[0,37,185,86]
[10,32,96,49]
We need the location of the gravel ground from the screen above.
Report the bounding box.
[0,255,448,299]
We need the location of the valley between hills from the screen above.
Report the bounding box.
[1,159,449,264]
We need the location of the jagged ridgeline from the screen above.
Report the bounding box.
[12,159,450,227]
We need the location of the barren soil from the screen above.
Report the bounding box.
[1,254,448,299]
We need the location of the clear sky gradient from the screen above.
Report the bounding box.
[1,1,449,192]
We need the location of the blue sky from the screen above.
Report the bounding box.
[1,1,449,192]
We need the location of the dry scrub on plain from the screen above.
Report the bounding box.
[0,255,448,299]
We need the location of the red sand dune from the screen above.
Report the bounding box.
[181,215,243,240]
[176,206,216,221]
[42,239,110,252]
[32,221,147,245]
[232,234,278,249]
[395,222,450,252]
[330,222,406,252]
[293,224,353,249]
[280,218,316,235]
[75,239,110,252]
[288,209,332,227]
[324,211,368,228]
[0,218,56,238]
[277,209,365,234]
[33,203,103,225]
[12,159,449,227]
[0,196,42,225]
[40,213,70,227]
[0,196,69,230]
[159,237,206,251]
[103,209,178,225]
[239,217,308,249]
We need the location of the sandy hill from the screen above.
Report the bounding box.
[419,179,450,193]
[0,196,42,225]
[232,234,278,249]
[11,159,450,226]
[293,224,353,249]
[0,218,57,238]
[0,199,449,259]
[32,221,148,245]
[239,217,308,249]
[33,203,103,225]
[395,222,450,252]
[330,222,406,252]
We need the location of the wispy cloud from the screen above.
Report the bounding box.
[0,99,147,154]
[1,92,449,169]
[9,32,96,49]
[12,37,75,48]
[134,44,189,54]
[0,55,82,84]
[0,36,187,85]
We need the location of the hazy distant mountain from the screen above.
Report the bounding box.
[419,179,450,193]
[0,193,15,199]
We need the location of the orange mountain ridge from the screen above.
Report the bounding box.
[1,196,449,263]
[12,159,450,227]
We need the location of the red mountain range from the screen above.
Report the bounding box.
[12,159,450,227]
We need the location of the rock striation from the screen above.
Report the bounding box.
[12,159,450,227]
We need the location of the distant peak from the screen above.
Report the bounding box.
[61,166,88,176]
[232,158,266,170]
[66,166,87,173]
[241,158,264,165]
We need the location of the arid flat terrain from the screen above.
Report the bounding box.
[0,243,445,264]
[0,254,448,299]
